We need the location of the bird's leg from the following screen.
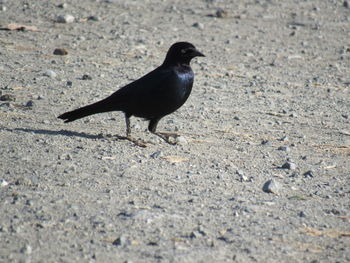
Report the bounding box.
[148,118,178,145]
[114,114,147,147]
[125,114,131,137]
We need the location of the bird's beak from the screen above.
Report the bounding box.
[193,49,205,57]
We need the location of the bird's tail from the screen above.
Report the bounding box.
[58,99,115,123]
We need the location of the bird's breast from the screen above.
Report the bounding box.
[175,72,193,96]
[125,66,195,119]
[161,76,191,114]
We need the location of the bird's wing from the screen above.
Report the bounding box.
[105,66,173,104]
[100,66,192,119]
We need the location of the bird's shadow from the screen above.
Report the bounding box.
[3,127,150,147]
[2,127,104,140]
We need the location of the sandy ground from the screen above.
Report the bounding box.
[1,0,350,262]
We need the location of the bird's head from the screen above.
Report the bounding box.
[163,42,205,66]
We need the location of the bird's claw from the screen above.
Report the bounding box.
[103,134,148,148]
[154,132,180,145]
[158,131,181,137]
[126,136,148,148]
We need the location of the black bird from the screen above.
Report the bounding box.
[58,42,204,146]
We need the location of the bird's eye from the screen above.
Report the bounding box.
[181,48,193,55]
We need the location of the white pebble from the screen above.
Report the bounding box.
[192,22,204,30]
[1,179,9,187]
[43,70,57,78]
[175,136,188,145]
[57,14,75,23]
[263,179,281,194]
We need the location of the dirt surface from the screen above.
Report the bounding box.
[1,1,350,262]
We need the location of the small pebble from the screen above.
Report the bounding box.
[0,225,8,232]
[66,81,73,86]
[280,136,289,142]
[261,140,271,145]
[57,3,68,8]
[216,8,228,18]
[236,169,250,182]
[278,146,290,152]
[289,172,299,178]
[88,15,100,21]
[192,22,204,30]
[1,179,9,187]
[240,174,249,182]
[262,179,281,194]
[150,151,162,158]
[0,94,16,101]
[0,102,11,108]
[53,48,68,55]
[175,135,188,145]
[198,225,207,235]
[77,36,86,41]
[303,170,314,178]
[82,74,92,80]
[281,162,296,170]
[56,14,75,23]
[26,199,34,206]
[190,231,202,238]
[236,169,244,176]
[112,236,130,247]
[20,245,32,255]
[299,211,307,217]
[30,175,39,185]
[43,70,57,78]
[25,100,34,107]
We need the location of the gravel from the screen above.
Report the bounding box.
[1,1,349,262]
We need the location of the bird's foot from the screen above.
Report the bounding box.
[103,134,147,148]
[157,131,181,137]
[126,136,148,148]
[121,135,148,148]
[153,132,181,145]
